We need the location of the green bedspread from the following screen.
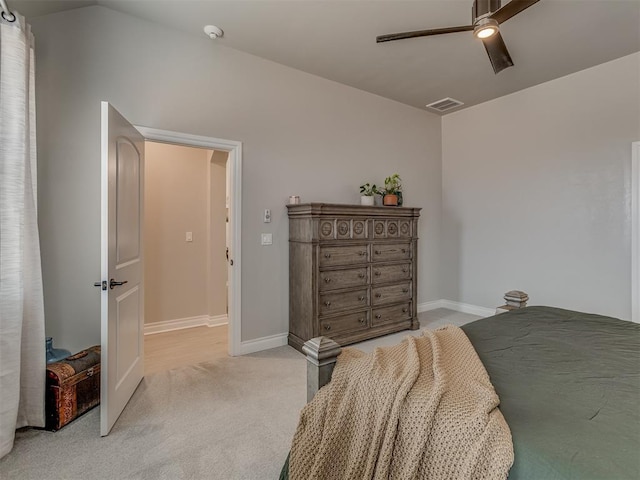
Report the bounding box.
[282,306,639,479]
[461,306,640,479]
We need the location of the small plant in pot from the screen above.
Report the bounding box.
[381,174,402,206]
[359,183,378,206]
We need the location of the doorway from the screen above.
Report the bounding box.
[136,127,243,355]
[143,142,230,373]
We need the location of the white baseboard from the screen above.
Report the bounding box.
[417,300,445,312]
[237,333,288,356]
[144,314,229,335]
[417,299,495,318]
[438,300,495,318]
[208,314,229,327]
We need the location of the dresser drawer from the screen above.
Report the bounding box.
[372,243,411,262]
[372,263,411,285]
[320,310,369,335]
[372,302,412,327]
[319,288,369,315]
[319,245,368,267]
[319,267,369,292]
[372,282,412,306]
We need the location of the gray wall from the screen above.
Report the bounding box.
[32,6,442,353]
[441,53,640,319]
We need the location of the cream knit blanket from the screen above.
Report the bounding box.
[289,326,513,480]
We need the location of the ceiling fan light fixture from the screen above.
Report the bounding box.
[473,17,499,39]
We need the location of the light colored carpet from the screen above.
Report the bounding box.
[0,309,479,479]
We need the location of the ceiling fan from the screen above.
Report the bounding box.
[376,0,540,74]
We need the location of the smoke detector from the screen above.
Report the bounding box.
[204,25,223,39]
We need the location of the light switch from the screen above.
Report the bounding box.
[186,231,193,242]
[261,233,273,245]
[264,209,271,223]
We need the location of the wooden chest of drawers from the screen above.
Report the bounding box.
[287,203,421,352]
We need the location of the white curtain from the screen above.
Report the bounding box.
[0,11,46,459]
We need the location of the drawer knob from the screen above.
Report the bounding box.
[375,293,382,298]
[359,251,367,256]
[402,288,409,293]
[358,295,366,301]
[359,318,365,324]
[324,253,331,258]
[324,301,331,307]
[324,324,331,331]
[402,308,407,313]
[358,273,365,278]
[402,248,406,253]
[375,314,382,319]
[324,278,332,283]
[375,250,381,255]
[402,268,408,273]
[374,271,381,276]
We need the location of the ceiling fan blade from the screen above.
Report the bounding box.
[376,25,473,43]
[481,31,514,74]
[490,0,540,24]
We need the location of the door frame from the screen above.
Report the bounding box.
[136,126,243,355]
[632,141,640,323]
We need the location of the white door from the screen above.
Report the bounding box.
[100,102,145,436]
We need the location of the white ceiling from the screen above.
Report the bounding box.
[10,0,640,113]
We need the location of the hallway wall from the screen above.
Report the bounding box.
[144,142,214,325]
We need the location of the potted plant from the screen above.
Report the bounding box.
[381,174,402,206]
[359,183,378,206]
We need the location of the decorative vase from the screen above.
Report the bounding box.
[397,191,403,207]
[46,337,71,364]
[383,194,398,206]
[360,195,375,206]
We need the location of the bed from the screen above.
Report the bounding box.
[281,305,640,479]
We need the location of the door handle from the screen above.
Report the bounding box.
[109,279,128,289]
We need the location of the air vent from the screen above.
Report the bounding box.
[425,97,464,113]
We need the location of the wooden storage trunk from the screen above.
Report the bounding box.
[45,345,101,431]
